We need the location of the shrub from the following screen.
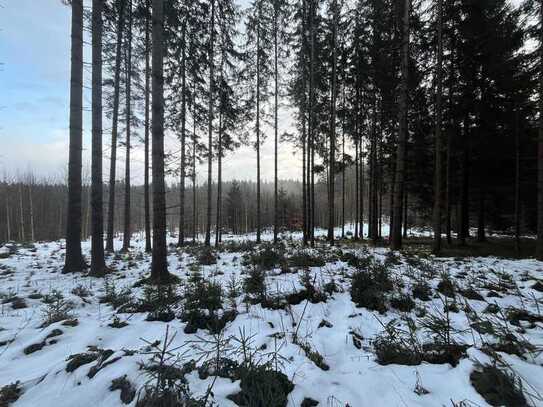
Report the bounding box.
[373,319,422,366]
[136,327,203,407]
[295,339,329,371]
[71,284,92,298]
[437,275,456,298]
[350,262,392,313]
[470,364,527,406]
[99,279,134,309]
[340,252,372,269]
[138,283,180,322]
[246,244,285,270]
[66,351,100,373]
[243,266,266,299]
[390,294,415,313]
[181,272,234,333]
[110,376,136,405]
[412,281,432,301]
[41,292,74,327]
[222,240,256,253]
[227,364,294,407]
[10,297,27,310]
[197,247,217,265]
[0,382,21,407]
[23,341,45,355]
[287,251,326,268]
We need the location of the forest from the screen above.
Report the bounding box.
[2,0,543,406]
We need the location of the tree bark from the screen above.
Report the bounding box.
[178,21,187,247]
[391,0,409,250]
[515,107,521,256]
[90,0,107,276]
[432,0,443,254]
[537,0,543,260]
[205,0,215,247]
[150,0,168,281]
[327,0,338,245]
[106,0,126,252]
[215,111,223,247]
[122,0,133,253]
[256,12,262,244]
[459,115,470,246]
[273,1,279,244]
[64,0,86,272]
[144,0,152,253]
[309,0,316,247]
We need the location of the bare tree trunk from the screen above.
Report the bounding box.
[391,0,409,251]
[309,0,315,247]
[273,1,279,244]
[29,183,35,242]
[432,0,443,254]
[341,85,346,239]
[193,110,197,243]
[122,0,133,253]
[327,0,338,245]
[354,132,359,239]
[459,115,469,246]
[5,196,11,242]
[64,0,86,272]
[150,0,168,281]
[90,0,107,276]
[302,97,307,245]
[515,106,521,256]
[178,21,187,247]
[205,0,215,247]
[256,15,262,244]
[477,187,486,242]
[106,0,126,252]
[537,0,543,260]
[215,111,223,247]
[144,0,152,253]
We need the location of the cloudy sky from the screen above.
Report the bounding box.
[0,0,302,184]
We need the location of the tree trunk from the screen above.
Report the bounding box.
[215,111,223,247]
[178,21,187,247]
[354,132,359,239]
[477,188,485,242]
[144,0,152,253]
[341,85,346,239]
[309,0,315,246]
[537,0,543,260]
[64,0,86,272]
[106,0,126,252]
[5,197,11,242]
[193,108,197,243]
[391,0,409,250]
[515,106,521,256]
[273,2,279,244]
[205,0,215,247]
[18,185,24,242]
[327,0,338,245]
[90,0,107,276]
[256,15,262,244]
[122,0,133,253]
[150,0,168,281]
[459,115,470,246]
[29,183,35,242]
[432,0,443,254]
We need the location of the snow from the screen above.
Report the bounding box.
[1,231,543,406]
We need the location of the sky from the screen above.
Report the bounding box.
[0,0,302,184]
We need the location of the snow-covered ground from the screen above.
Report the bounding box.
[1,232,543,406]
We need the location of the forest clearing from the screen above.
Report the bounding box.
[3,0,543,405]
